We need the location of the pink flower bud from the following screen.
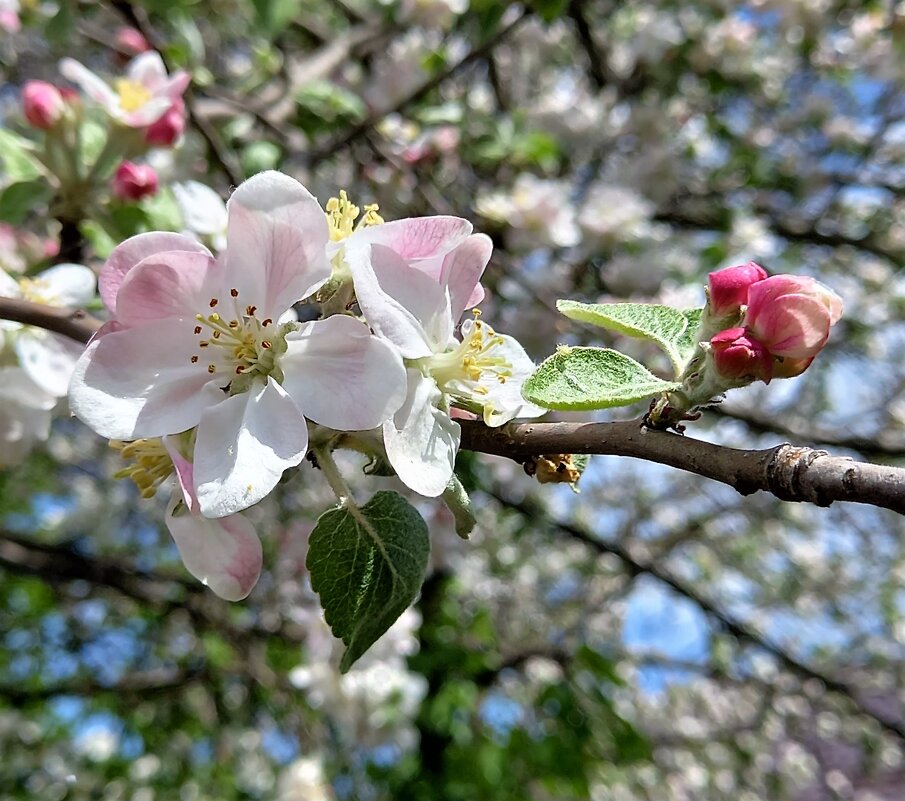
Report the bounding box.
[145,98,186,147]
[22,81,66,130]
[745,275,843,361]
[113,161,158,201]
[114,27,152,64]
[710,327,773,383]
[707,262,769,317]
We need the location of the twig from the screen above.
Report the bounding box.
[460,419,905,516]
[0,296,101,342]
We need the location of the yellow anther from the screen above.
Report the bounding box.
[110,438,173,499]
[115,79,152,113]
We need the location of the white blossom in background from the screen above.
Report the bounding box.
[290,609,427,752]
[475,173,580,251]
[172,180,228,252]
[0,367,55,467]
[276,756,335,801]
[578,183,655,248]
[0,263,96,397]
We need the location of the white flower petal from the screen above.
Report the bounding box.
[193,378,308,517]
[383,370,459,497]
[59,58,118,109]
[15,331,82,398]
[225,171,331,316]
[69,324,214,440]
[126,51,169,90]
[37,263,96,307]
[165,493,262,601]
[348,243,452,358]
[282,315,406,431]
[173,181,228,237]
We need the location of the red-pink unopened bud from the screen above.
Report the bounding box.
[707,262,769,317]
[113,161,158,201]
[745,274,843,361]
[145,98,186,147]
[114,26,152,61]
[710,327,773,383]
[22,81,66,129]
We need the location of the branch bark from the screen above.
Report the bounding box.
[460,419,905,516]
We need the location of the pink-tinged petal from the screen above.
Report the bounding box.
[163,436,197,513]
[69,324,215,440]
[710,328,773,383]
[121,96,173,127]
[16,331,82,398]
[38,263,96,307]
[748,293,831,359]
[158,70,191,100]
[383,370,460,497]
[59,58,118,108]
[224,172,331,316]
[165,493,262,601]
[281,315,406,430]
[773,355,814,379]
[707,262,768,317]
[440,233,491,320]
[193,378,308,518]
[126,51,169,90]
[100,231,211,312]
[115,251,220,326]
[348,244,452,358]
[353,216,472,260]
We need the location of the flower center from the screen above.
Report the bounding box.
[111,438,173,499]
[115,79,152,113]
[325,190,384,242]
[18,277,53,304]
[425,312,512,397]
[190,288,289,392]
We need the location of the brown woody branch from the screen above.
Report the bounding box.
[460,420,905,516]
[3,298,904,516]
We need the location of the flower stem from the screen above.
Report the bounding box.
[313,446,357,510]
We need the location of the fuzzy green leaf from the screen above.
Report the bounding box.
[557,300,704,374]
[523,346,680,411]
[0,130,44,182]
[307,491,430,672]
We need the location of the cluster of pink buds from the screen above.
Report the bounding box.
[707,262,843,383]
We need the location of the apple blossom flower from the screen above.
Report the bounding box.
[59,51,189,128]
[0,263,97,397]
[22,81,66,130]
[707,262,769,317]
[113,161,159,200]
[172,180,228,252]
[346,238,544,497]
[744,274,843,366]
[709,327,773,383]
[0,367,55,467]
[70,171,406,518]
[475,173,581,251]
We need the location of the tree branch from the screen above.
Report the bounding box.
[0,296,101,343]
[460,419,905,516]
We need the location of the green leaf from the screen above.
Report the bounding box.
[307,491,430,671]
[523,346,680,411]
[0,181,53,225]
[0,130,44,182]
[674,307,705,365]
[557,299,704,375]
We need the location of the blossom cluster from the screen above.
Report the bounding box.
[706,262,843,384]
[68,171,544,600]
